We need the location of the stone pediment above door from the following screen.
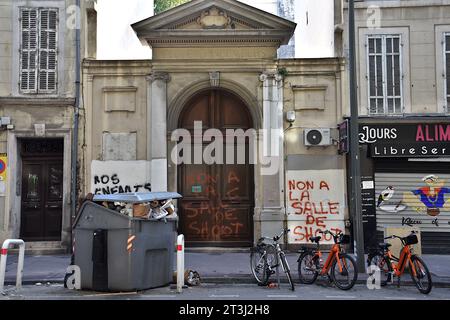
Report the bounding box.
[131,0,296,48]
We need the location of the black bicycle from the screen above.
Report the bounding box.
[250,229,295,291]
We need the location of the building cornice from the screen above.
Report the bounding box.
[0,97,76,107]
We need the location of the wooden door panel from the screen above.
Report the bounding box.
[21,163,44,240]
[218,206,253,242]
[178,90,254,247]
[21,159,63,241]
[44,163,63,240]
[220,165,252,202]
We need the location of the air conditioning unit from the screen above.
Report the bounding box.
[304,128,332,146]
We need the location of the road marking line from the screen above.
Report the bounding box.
[384,297,417,300]
[267,295,298,298]
[210,294,240,298]
[325,296,356,299]
[81,292,139,297]
[143,295,177,298]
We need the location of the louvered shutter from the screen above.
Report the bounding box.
[20,8,38,93]
[38,8,58,93]
[445,34,450,112]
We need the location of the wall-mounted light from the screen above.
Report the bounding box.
[286,111,296,123]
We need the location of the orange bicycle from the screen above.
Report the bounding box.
[297,230,358,290]
[367,231,432,294]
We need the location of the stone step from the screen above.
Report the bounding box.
[8,242,69,255]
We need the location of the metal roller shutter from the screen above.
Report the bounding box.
[374,167,450,254]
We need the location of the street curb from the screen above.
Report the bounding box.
[198,274,450,288]
[6,275,450,288]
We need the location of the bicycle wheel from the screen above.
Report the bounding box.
[409,255,432,294]
[367,253,391,286]
[279,252,295,291]
[250,246,269,285]
[297,251,319,284]
[330,253,358,290]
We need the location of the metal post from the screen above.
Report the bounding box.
[176,234,184,293]
[0,239,26,293]
[348,0,365,271]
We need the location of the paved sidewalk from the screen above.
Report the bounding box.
[4,251,450,286]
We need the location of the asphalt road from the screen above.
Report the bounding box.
[1,282,449,300]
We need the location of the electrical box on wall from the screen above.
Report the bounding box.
[304,128,332,146]
[1,117,11,126]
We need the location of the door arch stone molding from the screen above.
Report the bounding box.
[167,78,262,133]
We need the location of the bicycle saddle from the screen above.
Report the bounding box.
[378,242,392,249]
[310,236,321,243]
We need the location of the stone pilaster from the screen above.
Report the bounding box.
[147,72,171,192]
[258,71,286,237]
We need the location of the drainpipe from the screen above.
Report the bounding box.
[70,0,81,253]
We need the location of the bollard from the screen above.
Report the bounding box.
[176,234,184,293]
[0,239,25,293]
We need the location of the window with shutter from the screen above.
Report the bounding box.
[19,7,58,94]
[444,33,450,113]
[367,34,403,115]
[20,8,38,93]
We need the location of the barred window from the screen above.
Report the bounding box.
[20,8,58,94]
[367,35,403,115]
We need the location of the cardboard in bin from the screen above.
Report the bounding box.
[92,192,182,204]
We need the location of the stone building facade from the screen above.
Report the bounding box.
[0,0,96,252]
[343,0,450,253]
[82,0,348,248]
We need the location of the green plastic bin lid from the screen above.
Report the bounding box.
[92,192,182,203]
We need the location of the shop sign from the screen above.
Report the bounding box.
[359,123,450,157]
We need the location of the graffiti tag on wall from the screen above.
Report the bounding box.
[91,161,152,195]
[182,170,247,241]
[286,169,346,244]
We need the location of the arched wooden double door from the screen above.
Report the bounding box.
[178,89,254,247]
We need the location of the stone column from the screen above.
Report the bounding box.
[147,72,171,192]
[258,71,285,237]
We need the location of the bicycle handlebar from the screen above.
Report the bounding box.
[261,228,290,243]
[318,229,342,239]
[384,231,417,244]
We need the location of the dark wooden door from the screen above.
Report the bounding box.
[21,160,63,241]
[178,90,254,247]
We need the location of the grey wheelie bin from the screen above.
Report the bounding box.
[72,192,182,292]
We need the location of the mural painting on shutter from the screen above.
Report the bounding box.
[375,173,450,233]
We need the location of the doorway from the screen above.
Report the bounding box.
[178,89,255,247]
[20,139,64,241]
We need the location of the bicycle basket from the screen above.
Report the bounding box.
[338,234,351,244]
[404,234,418,245]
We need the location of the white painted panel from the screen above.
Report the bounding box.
[91,160,151,194]
[286,169,346,244]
